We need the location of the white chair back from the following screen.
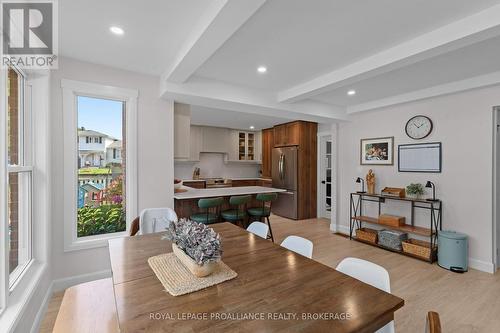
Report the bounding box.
[280,235,313,258]
[246,222,269,239]
[336,257,394,333]
[138,208,178,235]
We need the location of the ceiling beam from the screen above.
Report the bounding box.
[160,76,347,123]
[163,0,267,83]
[277,4,500,103]
[347,70,500,114]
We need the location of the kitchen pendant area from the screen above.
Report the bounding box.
[174,103,318,220]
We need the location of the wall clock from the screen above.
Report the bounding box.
[405,115,433,140]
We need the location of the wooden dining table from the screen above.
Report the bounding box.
[108,222,404,332]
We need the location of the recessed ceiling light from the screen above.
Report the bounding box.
[110,26,124,35]
[347,90,356,96]
[257,66,267,73]
[249,125,255,130]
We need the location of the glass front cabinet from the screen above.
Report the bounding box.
[228,130,261,162]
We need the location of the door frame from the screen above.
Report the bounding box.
[493,106,500,271]
[317,131,335,220]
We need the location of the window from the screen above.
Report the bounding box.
[6,67,32,287]
[113,148,117,159]
[62,79,137,251]
[77,96,125,237]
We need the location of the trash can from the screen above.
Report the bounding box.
[438,230,468,273]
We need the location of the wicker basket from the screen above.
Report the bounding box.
[402,239,435,260]
[356,228,378,244]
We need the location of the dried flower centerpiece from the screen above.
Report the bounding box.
[163,219,222,277]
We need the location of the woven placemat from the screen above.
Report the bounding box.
[148,253,237,296]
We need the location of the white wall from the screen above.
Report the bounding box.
[50,57,174,281]
[334,85,500,273]
[174,153,260,179]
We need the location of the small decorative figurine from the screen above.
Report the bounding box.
[366,169,376,194]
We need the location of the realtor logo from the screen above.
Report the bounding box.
[1,0,58,69]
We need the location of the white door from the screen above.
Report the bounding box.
[319,135,333,218]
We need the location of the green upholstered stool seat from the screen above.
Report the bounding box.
[221,209,248,221]
[191,197,224,225]
[222,195,251,225]
[190,213,219,225]
[247,207,271,217]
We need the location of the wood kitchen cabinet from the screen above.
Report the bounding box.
[231,179,258,187]
[183,180,206,189]
[262,120,317,219]
[273,122,300,147]
[261,128,274,178]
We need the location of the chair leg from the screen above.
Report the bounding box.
[266,216,274,242]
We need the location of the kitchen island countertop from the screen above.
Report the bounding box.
[174,186,285,200]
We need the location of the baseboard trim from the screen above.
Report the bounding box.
[330,223,350,235]
[30,281,54,333]
[30,269,113,333]
[469,258,495,274]
[52,269,112,292]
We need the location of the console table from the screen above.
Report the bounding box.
[349,193,442,263]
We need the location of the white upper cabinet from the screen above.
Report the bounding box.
[174,103,191,160]
[189,125,202,161]
[226,130,262,163]
[201,126,229,153]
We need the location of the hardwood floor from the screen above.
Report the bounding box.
[41,216,500,333]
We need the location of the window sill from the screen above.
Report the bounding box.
[0,261,47,332]
[64,231,128,252]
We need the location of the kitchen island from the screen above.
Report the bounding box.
[174,186,285,219]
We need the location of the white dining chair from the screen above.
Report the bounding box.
[138,208,178,235]
[246,222,269,239]
[280,235,313,258]
[336,257,394,333]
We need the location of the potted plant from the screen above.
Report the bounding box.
[163,219,222,277]
[406,183,425,199]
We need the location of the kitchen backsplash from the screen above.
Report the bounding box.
[174,153,261,179]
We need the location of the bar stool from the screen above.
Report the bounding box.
[247,193,277,242]
[221,195,252,227]
[190,197,224,225]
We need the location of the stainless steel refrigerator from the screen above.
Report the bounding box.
[272,146,298,219]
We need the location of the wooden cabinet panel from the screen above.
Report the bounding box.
[273,122,300,147]
[273,124,287,147]
[261,128,273,178]
[260,179,272,187]
[231,179,257,187]
[183,180,206,189]
[285,122,300,146]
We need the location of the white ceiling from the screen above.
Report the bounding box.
[312,35,500,106]
[190,105,288,130]
[195,0,500,91]
[60,0,211,75]
[59,0,500,122]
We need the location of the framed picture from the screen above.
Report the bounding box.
[360,137,394,165]
[398,142,442,173]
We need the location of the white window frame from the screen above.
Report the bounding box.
[6,66,34,289]
[61,79,138,252]
[0,66,51,324]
